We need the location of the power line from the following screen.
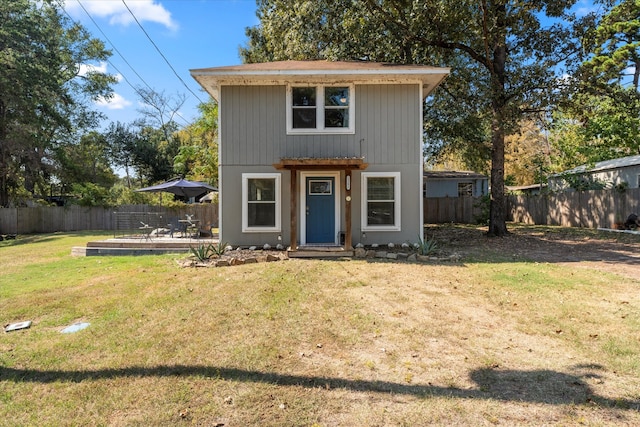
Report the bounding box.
[58,0,193,127]
[75,0,155,94]
[121,0,206,105]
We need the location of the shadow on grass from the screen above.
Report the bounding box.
[0,235,64,247]
[0,232,112,248]
[1,364,638,410]
[422,224,640,267]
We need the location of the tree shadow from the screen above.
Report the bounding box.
[1,364,637,410]
[425,224,640,268]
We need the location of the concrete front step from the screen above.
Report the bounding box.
[287,246,354,258]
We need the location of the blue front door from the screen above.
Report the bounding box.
[306,177,335,244]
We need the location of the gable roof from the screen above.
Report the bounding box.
[191,60,450,100]
[558,154,640,175]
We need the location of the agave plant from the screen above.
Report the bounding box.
[415,235,438,256]
[190,241,229,262]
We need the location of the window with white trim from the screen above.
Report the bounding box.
[242,173,281,232]
[287,85,354,134]
[361,172,401,231]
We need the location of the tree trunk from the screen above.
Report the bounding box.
[488,112,508,236]
[487,2,508,237]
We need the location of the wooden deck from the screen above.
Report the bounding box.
[72,236,218,256]
[73,237,354,258]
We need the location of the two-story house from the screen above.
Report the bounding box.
[191,60,449,254]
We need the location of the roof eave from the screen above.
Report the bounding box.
[191,67,450,101]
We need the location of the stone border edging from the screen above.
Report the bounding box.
[180,248,461,268]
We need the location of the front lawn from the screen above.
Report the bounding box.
[1,228,639,426]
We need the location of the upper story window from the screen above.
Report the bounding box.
[287,85,354,134]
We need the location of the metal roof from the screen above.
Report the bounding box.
[423,171,488,180]
[559,154,640,175]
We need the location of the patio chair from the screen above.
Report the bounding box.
[168,217,187,238]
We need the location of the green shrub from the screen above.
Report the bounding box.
[189,241,227,262]
[473,194,490,225]
[415,235,438,256]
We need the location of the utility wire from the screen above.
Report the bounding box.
[75,0,155,94]
[58,0,192,127]
[121,0,206,105]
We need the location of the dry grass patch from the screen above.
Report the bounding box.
[1,227,639,426]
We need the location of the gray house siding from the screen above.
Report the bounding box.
[589,165,640,189]
[218,165,290,246]
[548,155,640,191]
[351,164,423,245]
[218,84,424,247]
[424,178,488,197]
[219,84,421,165]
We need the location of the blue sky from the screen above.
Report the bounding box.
[61,0,604,130]
[62,0,259,128]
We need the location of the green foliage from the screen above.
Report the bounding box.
[241,0,590,237]
[473,195,491,225]
[106,182,153,206]
[558,172,607,191]
[551,0,640,170]
[173,99,219,184]
[211,241,228,256]
[55,131,118,196]
[0,0,116,207]
[72,183,112,207]
[582,0,640,90]
[189,241,227,262]
[415,235,439,256]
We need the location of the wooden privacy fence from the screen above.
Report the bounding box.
[424,196,484,224]
[0,204,218,235]
[508,188,640,228]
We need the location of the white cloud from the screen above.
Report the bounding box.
[77,61,108,76]
[77,61,123,81]
[96,93,133,110]
[64,0,178,31]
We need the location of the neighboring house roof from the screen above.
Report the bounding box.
[555,154,640,176]
[423,171,487,180]
[506,184,546,191]
[190,60,450,100]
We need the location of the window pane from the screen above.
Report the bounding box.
[325,87,349,106]
[292,87,316,106]
[325,109,348,128]
[367,177,394,200]
[292,108,317,128]
[248,203,275,227]
[367,202,395,225]
[458,182,473,197]
[248,179,275,202]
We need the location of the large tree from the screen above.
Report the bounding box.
[55,131,117,194]
[0,0,116,207]
[241,0,592,236]
[173,99,219,184]
[552,0,640,166]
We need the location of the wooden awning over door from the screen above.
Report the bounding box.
[273,158,368,251]
[273,157,368,171]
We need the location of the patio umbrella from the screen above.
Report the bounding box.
[136,178,217,199]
